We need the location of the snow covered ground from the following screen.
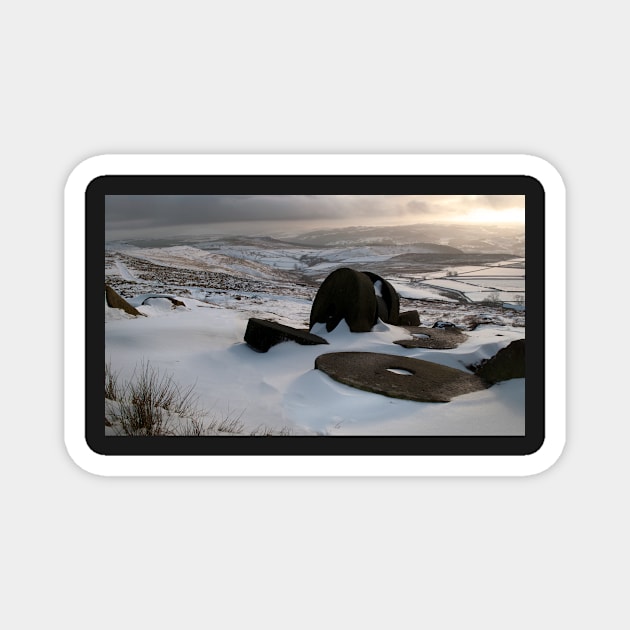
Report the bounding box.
[105,236,525,436]
[105,295,525,436]
[394,258,525,304]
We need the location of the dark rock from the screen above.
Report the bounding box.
[362,271,400,324]
[397,310,420,327]
[105,284,144,317]
[315,352,487,403]
[245,318,329,353]
[474,339,525,383]
[433,321,458,329]
[466,314,504,330]
[310,267,378,333]
[394,326,467,349]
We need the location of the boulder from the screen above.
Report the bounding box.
[310,268,378,333]
[245,318,329,353]
[433,321,458,329]
[397,310,420,327]
[105,284,144,317]
[474,339,525,383]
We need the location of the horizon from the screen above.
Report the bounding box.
[105,219,525,244]
[105,194,525,241]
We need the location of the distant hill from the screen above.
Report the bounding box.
[284,223,524,255]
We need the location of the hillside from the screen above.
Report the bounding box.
[284,223,524,255]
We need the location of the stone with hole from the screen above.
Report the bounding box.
[315,352,487,403]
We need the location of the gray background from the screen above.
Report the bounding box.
[3,1,625,628]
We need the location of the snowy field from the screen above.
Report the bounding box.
[105,236,526,437]
[106,298,524,436]
[393,258,525,304]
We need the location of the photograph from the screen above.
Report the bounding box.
[103,191,527,440]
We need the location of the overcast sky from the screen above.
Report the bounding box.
[105,194,525,240]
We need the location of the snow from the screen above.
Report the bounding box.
[460,266,524,277]
[458,278,525,291]
[115,260,138,281]
[389,280,459,302]
[393,259,526,303]
[105,298,525,436]
[104,239,526,437]
[390,261,524,303]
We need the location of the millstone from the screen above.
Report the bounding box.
[245,318,329,353]
[394,326,467,349]
[362,271,400,324]
[315,352,487,403]
[309,267,378,332]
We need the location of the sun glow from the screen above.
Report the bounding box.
[460,207,525,224]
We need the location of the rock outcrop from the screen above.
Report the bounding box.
[105,284,144,317]
[474,339,525,383]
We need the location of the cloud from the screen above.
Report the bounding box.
[106,195,341,231]
[106,194,524,239]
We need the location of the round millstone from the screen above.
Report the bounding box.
[315,351,487,403]
[393,326,467,349]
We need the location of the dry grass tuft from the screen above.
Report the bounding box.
[105,361,245,436]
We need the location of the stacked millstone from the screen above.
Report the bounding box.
[245,267,422,352]
[362,271,400,326]
[309,267,418,332]
[245,268,400,351]
[243,267,520,404]
[309,268,380,332]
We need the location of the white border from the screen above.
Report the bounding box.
[64,154,565,476]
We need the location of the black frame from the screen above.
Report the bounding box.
[90,175,544,457]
